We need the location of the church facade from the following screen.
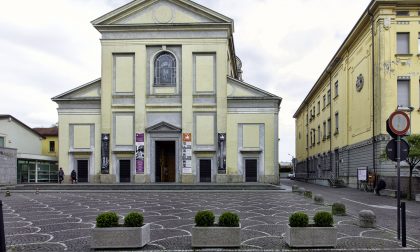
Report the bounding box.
[53,0,281,184]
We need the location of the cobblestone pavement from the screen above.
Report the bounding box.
[281,179,420,242]
[2,191,420,251]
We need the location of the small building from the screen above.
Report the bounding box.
[53,0,281,184]
[293,0,420,193]
[0,115,58,183]
[33,126,59,158]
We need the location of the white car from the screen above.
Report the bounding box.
[288,173,295,180]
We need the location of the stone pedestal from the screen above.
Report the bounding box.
[182,174,195,184]
[216,174,246,183]
[100,174,116,184]
[359,210,376,228]
[134,174,150,183]
[313,194,324,205]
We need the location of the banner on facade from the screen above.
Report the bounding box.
[182,133,192,174]
[101,134,110,174]
[135,133,144,174]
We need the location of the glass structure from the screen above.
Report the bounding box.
[17,159,58,183]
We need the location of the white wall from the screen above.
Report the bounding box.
[0,118,42,156]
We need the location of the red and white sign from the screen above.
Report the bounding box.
[388,111,410,136]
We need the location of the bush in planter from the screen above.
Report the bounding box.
[289,212,309,227]
[303,191,312,198]
[332,203,346,216]
[195,210,215,227]
[314,211,334,227]
[219,212,240,227]
[124,212,144,227]
[96,212,119,228]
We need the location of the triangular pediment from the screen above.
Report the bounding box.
[92,0,233,26]
[52,79,101,101]
[227,76,279,98]
[146,121,182,133]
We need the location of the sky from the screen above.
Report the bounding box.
[0,0,371,162]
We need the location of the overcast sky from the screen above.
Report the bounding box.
[0,0,370,162]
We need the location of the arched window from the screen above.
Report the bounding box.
[154,52,176,86]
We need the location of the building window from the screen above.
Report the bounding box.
[313,106,315,117]
[335,112,339,134]
[306,134,308,148]
[310,131,313,147]
[327,89,331,105]
[327,118,331,138]
[154,52,176,86]
[317,125,321,144]
[334,81,339,97]
[396,10,409,16]
[418,33,420,53]
[49,141,55,152]
[397,32,410,54]
[323,121,326,140]
[0,136,4,147]
[397,79,410,107]
[323,95,326,108]
[317,101,320,114]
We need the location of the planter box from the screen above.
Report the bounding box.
[91,223,150,249]
[192,224,241,248]
[285,224,337,248]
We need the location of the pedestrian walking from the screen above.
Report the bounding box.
[375,178,386,196]
[71,169,77,184]
[58,167,64,184]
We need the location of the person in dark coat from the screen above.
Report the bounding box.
[375,178,386,196]
[58,167,64,184]
[71,170,77,184]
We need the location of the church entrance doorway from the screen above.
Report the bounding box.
[155,141,176,182]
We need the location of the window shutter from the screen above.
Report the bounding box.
[397,33,409,54]
[397,80,410,107]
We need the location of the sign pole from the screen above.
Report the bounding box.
[397,135,401,240]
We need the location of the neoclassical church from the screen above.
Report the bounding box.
[53,0,281,184]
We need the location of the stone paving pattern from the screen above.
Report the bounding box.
[2,191,420,251]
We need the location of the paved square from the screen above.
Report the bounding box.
[2,191,420,251]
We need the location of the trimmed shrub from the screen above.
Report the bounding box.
[96,212,119,228]
[218,212,240,227]
[124,212,144,227]
[303,191,312,198]
[314,211,334,227]
[289,212,309,227]
[195,210,215,227]
[332,203,346,216]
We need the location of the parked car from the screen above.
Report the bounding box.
[288,173,295,180]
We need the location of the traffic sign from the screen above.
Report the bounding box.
[386,138,410,162]
[388,111,410,136]
[386,119,398,139]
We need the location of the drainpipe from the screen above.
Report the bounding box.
[368,6,377,182]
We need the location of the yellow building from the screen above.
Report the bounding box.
[33,126,59,158]
[294,0,420,190]
[53,0,281,184]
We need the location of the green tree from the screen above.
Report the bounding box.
[404,135,420,200]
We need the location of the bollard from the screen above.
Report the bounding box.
[401,202,406,247]
[5,191,10,197]
[0,200,6,252]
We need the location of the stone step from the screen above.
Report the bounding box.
[2,183,283,191]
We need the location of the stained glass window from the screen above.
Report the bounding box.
[154,52,176,86]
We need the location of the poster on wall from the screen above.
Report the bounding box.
[217,133,226,173]
[101,134,110,174]
[135,133,144,174]
[182,133,192,174]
